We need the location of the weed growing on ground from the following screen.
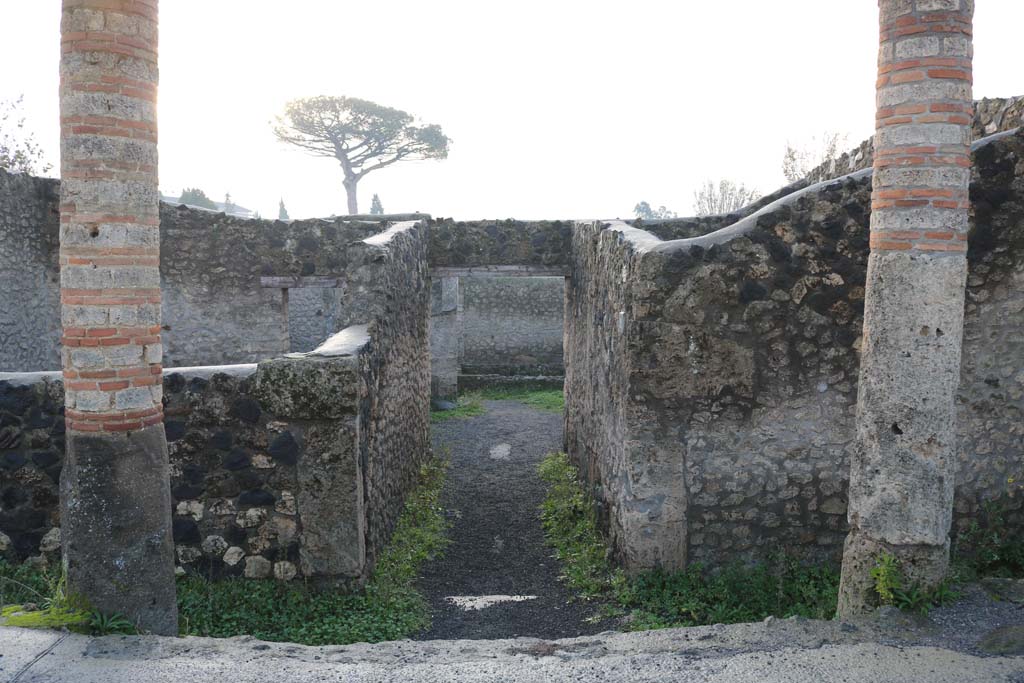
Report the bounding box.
[430,394,485,421]
[177,457,450,645]
[538,452,839,629]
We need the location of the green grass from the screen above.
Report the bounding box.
[0,561,50,607]
[178,457,450,644]
[431,387,565,422]
[477,386,565,412]
[538,452,839,629]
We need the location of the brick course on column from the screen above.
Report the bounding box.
[838,0,973,616]
[59,0,177,634]
[60,0,163,429]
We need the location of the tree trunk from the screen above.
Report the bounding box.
[344,178,358,215]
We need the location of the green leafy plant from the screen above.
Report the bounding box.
[871,553,960,615]
[952,500,1024,580]
[871,553,902,605]
[88,610,135,635]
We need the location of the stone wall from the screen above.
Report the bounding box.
[566,128,1024,571]
[0,171,61,372]
[429,277,461,401]
[428,219,573,269]
[159,209,380,367]
[426,219,572,399]
[460,277,564,377]
[0,193,402,371]
[288,287,344,353]
[352,222,432,566]
[0,221,431,581]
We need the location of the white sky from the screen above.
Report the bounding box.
[2,1,1022,220]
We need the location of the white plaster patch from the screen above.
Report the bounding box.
[446,595,538,611]
[489,443,511,460]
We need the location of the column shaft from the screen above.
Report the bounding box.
[59,0,177,634]
[838,0,974,616]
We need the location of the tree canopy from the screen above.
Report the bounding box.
[0,96,51,176]
[279,198,290,220]
[782,131,849,184]
[693,180,760,217]
[179,187,217,210]
[370,194,384,215]
[273,96,449,214]
[634,201,677,220]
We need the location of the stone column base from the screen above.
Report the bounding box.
[837,529,949,617]
[61,424,177,635]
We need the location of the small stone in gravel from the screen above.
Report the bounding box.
[489,444,511,460]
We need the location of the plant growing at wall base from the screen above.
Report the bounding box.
[871,552,959,615]
[952,499,1024,581]
[0,563,132,634]
[177,457,451,645]
[537,452,840,630]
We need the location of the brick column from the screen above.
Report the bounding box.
[59,0,177,634]
[838,0,973,616]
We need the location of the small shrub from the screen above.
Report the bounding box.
[952,501,1024,580]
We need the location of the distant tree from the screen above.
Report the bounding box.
[693,180,760,217]
[224,192,234,214]
[278,198,290,220]
[273,96,450,214]
[782,131,849,184]
[370,193,384,215]
[633,201,677,220]
[0,96,51,175]
[178,187,217,210]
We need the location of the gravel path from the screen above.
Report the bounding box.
[416,400,606,641]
